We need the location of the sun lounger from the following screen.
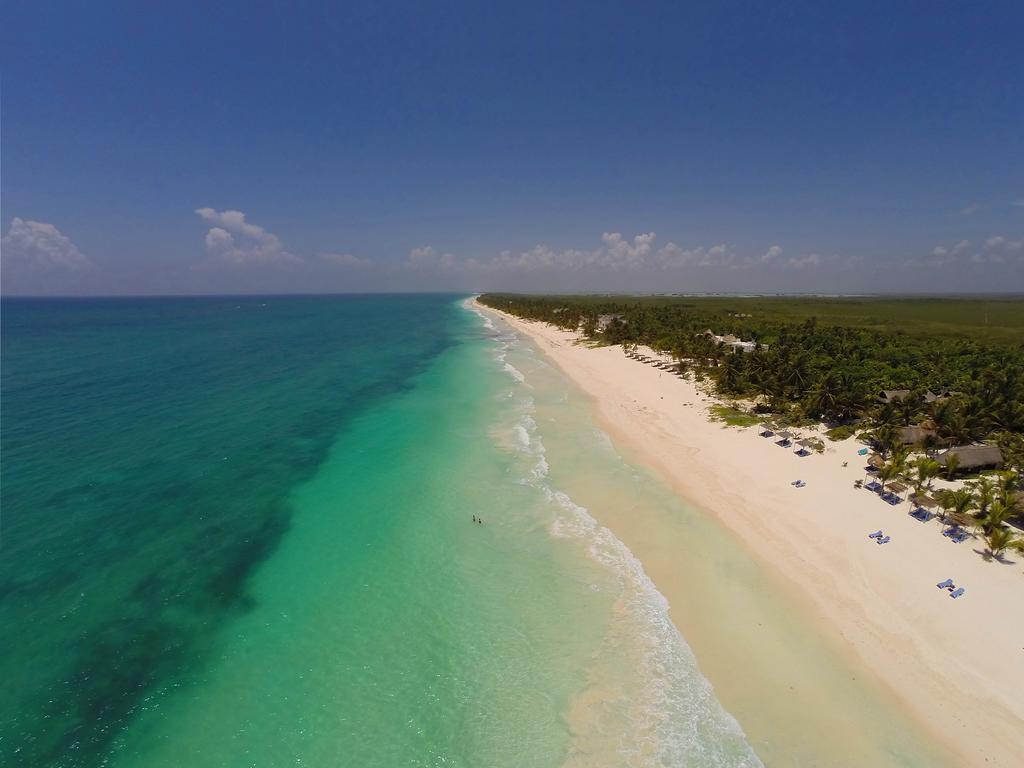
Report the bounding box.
[936,579,954,590]
[794,448,811,457]
[876,535,891,545]
[776,439,792,448]
[759,430,774,438]
[881,492,901,505]
[857,448,869,456]
[950,532,969,544]
[909,508,932,522]
[864,480,882,492]
[868,530,883,539]
[942,526,960,537]
[950,588,965,599]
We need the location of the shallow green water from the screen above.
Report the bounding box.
[2,296,760,767]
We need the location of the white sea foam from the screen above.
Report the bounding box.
[544,486,761,766]
[503,362,526,383]
[485,326,761,767]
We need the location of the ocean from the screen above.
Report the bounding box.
[1,295,760,767]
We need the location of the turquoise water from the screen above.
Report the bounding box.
[2,295,759,766]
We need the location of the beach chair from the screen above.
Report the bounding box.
[950,532,970,544]
[868,530,883,539]
[794,448,811,457]
[857,448,869,456]
[865,480,882,492]
[876,535,891,545]
[936,579,954,590]
[942,526,960,538]
[950,588,965,599]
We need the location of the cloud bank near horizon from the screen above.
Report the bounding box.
[2,209,1023,295]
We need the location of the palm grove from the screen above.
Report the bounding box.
[479,294,1024,559]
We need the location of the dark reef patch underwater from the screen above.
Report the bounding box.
[0,295,456,766]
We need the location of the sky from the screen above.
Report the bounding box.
[2,1,1023,296]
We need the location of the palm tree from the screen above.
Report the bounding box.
[935,488,975,525]
[978,499,1013,536]
[806,371,841,420]
[896,393,918,426]
[971,477,997,524]
[943,453,961,480]
[993,398,1024,433]
[983,526,1018,560]
[919,431,942,457]
[889,445,910,474]
[716,352,745,395]
[995,471,1019,499]
[875,401,900,428]
[877,462,901,496]
[784,353,810,398]
[912,458,941,497]
[872,424,900,460]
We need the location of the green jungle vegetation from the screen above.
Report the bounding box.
[478,294,1024,469]
[479,293,1024,558]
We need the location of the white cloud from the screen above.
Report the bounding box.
[319,252,370,268]
[1012,199,1024,208]
[960,202,981,216]
[194,208,301,265]
[915,234,1024,267]
[402,235,827,276]
[783,253,822,269]
[600,231,655,270]
[1,218,92,271]
[656,242,734,268]
[406,245,461,270]
[914,244,958,267]
[970,235,1024,263]
[407,232,662,274]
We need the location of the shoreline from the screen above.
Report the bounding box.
[475,299,1024,767]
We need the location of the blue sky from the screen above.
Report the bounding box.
[2,1,1023,295]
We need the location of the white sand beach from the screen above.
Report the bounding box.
[476,300,1024,767]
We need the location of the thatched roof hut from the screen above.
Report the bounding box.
[898,425,935,445]
[877,389,911,404]
[936,445,1003,471]
[924,389,960,403]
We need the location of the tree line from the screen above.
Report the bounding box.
[478,294,1024,474]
